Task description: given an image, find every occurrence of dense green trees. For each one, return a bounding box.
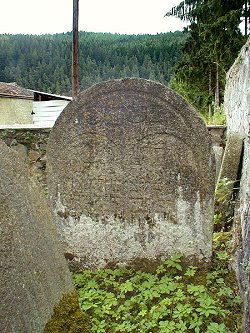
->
[166,0,248,115]
[0,31,185,96]
[1,0,246,117]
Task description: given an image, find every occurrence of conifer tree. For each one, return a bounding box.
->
[0,32,185,95]
[166,0,247,115]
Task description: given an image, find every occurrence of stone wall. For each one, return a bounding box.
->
[0,126,225,192]
[0,128,49,190]
[224,37,250,333]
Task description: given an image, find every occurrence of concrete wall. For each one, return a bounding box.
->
[224,37,250,333]
[0,97,33,125]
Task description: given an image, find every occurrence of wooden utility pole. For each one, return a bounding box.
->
[215,61,220,110]
[72,0,79,97]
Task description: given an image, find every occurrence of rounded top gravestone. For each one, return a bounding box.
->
[47,78,215,269]
[0,141,74,333]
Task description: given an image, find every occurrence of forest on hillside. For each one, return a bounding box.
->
[0,31,185,96]
[0,0,249,116]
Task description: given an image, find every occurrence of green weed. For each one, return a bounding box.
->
[204,104,226,125]
[73,253,242,333]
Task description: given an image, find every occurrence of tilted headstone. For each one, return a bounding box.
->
[47,78,215,269]
[0,141,74,333]
[215,132,243,218]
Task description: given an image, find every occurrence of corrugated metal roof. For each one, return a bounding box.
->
[0,82,33,99]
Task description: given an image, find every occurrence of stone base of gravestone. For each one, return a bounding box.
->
[0,140,74,333]
[47,78,215,270]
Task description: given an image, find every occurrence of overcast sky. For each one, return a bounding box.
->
[0,0,187,35]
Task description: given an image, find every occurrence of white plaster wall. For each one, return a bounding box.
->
[0,97,33,125]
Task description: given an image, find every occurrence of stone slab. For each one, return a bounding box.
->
[217,132,243,183]
[224,37,250,333]
[0,141,74,333]
[47,78,215,269]
[213,146,224,183]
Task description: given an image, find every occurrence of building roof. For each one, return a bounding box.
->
[30,89,72,101]
[0,82,33,99]
[0,82,72,101]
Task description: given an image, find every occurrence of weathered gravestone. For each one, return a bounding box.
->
[0,140,74,333]
[47,78,215,269]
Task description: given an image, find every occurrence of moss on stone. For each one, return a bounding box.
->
[43,292,91,333]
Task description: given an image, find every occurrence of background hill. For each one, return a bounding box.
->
[0,31,185,96]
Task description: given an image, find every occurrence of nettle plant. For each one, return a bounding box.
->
[73,253,242,333]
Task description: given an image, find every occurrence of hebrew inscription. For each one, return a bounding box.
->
[47,78,215,269]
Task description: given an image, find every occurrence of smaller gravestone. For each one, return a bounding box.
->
[0,141,74,333]
[47,78,215,269]
[217,132,243,184]
[213,146,224,183]
[215,132,243,217]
